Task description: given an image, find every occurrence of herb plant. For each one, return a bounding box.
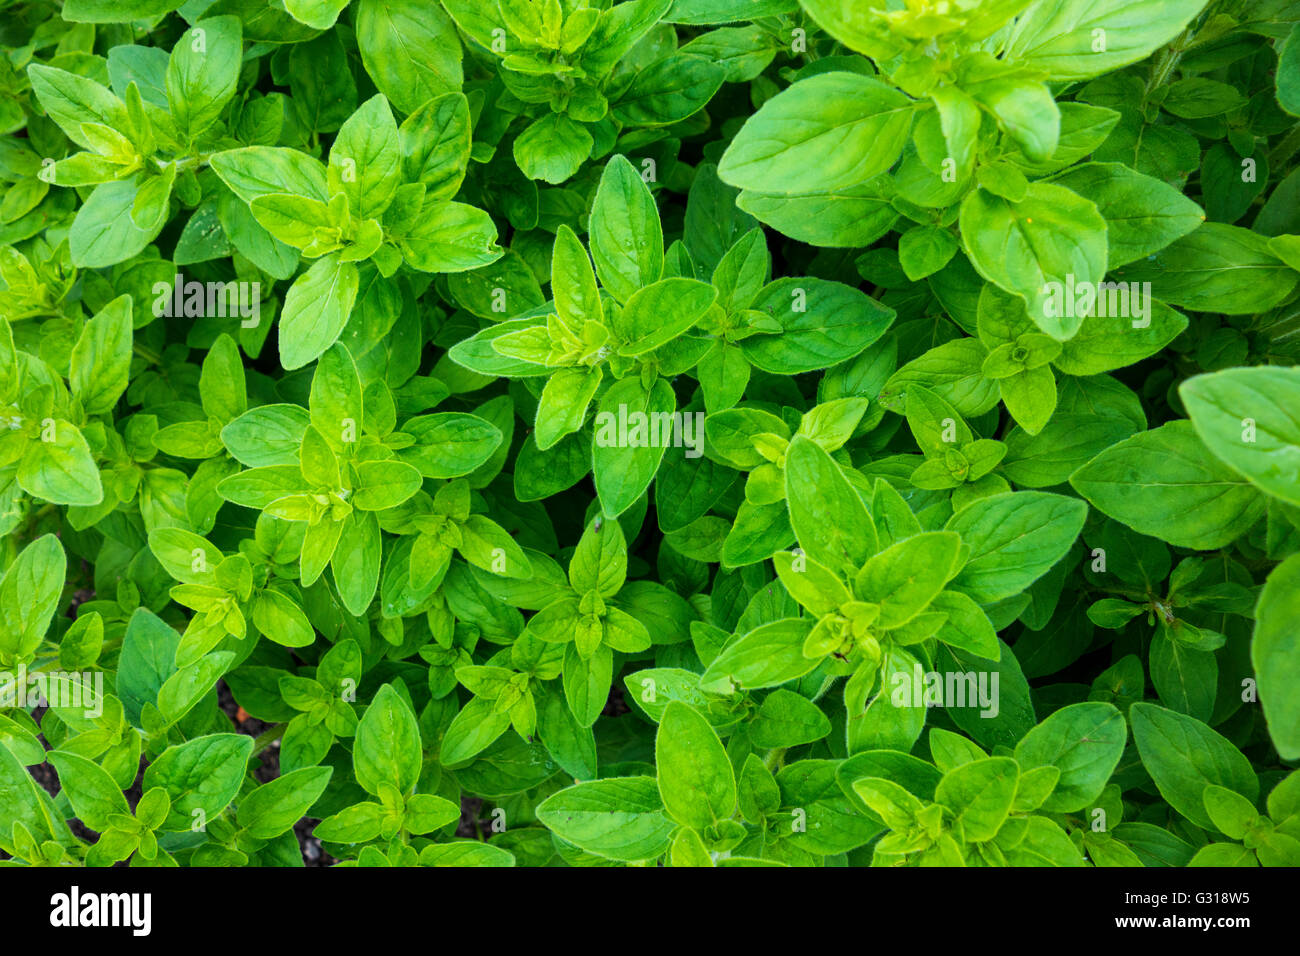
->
[1,0,1299,869]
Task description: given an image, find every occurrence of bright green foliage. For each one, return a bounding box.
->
[0,0,1298,870]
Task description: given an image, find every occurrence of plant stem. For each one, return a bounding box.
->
[763,747,787,773]
[1145,26,1194,97]
[250,723,286,756]
[1269,126,1300,170]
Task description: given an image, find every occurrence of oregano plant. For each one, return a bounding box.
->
[0,0,1297,872]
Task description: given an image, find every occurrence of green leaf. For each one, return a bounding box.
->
[855,531,961,628]
[143,734,253,831]
[62,0,184,21]
[851,777,925,831]
[962,57,1059,163]
[48,751,131,832]
[1117,224,1297,315]
[251,588,316,648]
[663,0,795,23]
[1013,702,1126,812]
[210,147,329,205]
[999,365,1056,436]
[441,695,511,767]
[285,0,351,29]
[1130,702,1258,831]
[333,511,382,617]
[536,776,675,862]
[1006,0,1209,80]
[116,609,180,727]
[699,617,818,692]
[1253,554,1300,760]
[590,155,664,304]
[773,550,851,617]
[1070,421,1265,550]
[353,461,422,510]
[237,766,333,839]
[723,501,793,569]
[199,333,247,424]
[0,534,66,665]
[898,225,958,281]
[220,403,309,468]
[0,743,58,852]
[1053,300,1189,376]
[1048,162,1204,268]
[611,278,717,355]
[1002,815,1085,866]
[748,689,832,748]
[612,53,725,127]
[945,492,1087,604]
[513,114,593,185]
[1181,367,1300,508]
[279,255,360,371]
[398,199,502,273]
[353,685,423,797]
[1001,415,1139,487]
[1150,628,1216,722]
[930,590,1000,659]
[938,639,1037,750]
[562,643,613,728]
[27,65,129,152]
[354,0,463,115]
[1202,784,1259,841]
[718,72,913,195]
[535,367,602,451]
[328,94,400,219]
[404,793,461,834]
[1279,23,1300,117]
[959,183,1108,341]
[536,690,598,780]
[592,375,675,517]
[69,179,161,268]
[419,841,515,866]
[310,343,363,451]
[847,645,928,755]
[399,413,502,478]
[157,651,234,725]
[569,515,627,597]
[70,295,133,417]
[737,177,898,249]
[784,435,876,573]
[166,17,242,142]
[393,97,469,200]
[741,277,894,374]
[935,756,1019,843]
[655,701,735,829]
[778,758,882,854]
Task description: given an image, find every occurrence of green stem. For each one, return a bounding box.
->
[810,674,837,704]
[763,747,787,773]
[1269,125,1300,170]
[1145,26,1194,97]
[250,723,286,756]
[133,342,163,365]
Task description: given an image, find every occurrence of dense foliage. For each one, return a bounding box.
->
[1,0,1299,868]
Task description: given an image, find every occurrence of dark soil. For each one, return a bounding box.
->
[603,683,631,717]
[456,796,485,839]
